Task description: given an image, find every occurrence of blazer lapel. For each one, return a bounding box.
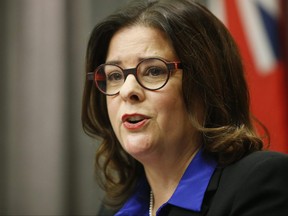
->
[167,167,223,216]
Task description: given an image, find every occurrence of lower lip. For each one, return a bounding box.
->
[123,119,149,130]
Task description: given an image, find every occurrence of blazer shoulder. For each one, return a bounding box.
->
[214,151,288,197]
[242,150,288,161]
[225,150,288,173]
[209,151,288,216]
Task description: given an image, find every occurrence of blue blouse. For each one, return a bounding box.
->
[115,149,217,216]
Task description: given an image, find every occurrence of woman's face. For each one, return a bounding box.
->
[106,25,197,162]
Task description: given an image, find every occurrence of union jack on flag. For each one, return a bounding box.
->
[208,0,288,153]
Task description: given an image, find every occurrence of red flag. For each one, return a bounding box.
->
[208,0,288,153]
[281,0,288,102]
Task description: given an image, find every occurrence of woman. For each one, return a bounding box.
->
[82,0,288,215]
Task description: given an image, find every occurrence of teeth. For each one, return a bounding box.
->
[127,116,144,123]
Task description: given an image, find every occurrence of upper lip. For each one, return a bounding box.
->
[122,113,150,123]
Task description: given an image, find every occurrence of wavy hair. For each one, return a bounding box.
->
[82,0,267,209]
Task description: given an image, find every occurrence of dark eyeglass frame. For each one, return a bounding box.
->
[87,57,183,96]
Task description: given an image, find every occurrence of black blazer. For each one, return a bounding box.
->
[98,151,288,216]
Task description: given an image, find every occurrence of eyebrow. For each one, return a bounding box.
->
[105,56,168,65]
[105,60,122,65]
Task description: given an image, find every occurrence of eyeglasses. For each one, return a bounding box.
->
[87,58,182,96]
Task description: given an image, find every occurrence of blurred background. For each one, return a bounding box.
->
[0,0,287,215]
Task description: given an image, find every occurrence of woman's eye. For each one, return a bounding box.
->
[107,72,123,81]
[145,67,166,76]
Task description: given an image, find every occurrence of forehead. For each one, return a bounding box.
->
[106,25,178,65]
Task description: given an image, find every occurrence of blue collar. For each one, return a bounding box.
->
[115,149,217,216]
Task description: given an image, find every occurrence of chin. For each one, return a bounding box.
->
[119,133,156,159]
[123,142,154,161]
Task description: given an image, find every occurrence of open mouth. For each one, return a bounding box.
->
[126,116,145,124]
[122,114,149,129]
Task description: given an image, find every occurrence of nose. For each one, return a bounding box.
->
[119,74,145,102]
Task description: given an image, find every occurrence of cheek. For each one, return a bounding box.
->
[106,98,118,129]
[158,97,186,122]
[155,91,185,121]
[156,82,188,127]
[161,80,184,110]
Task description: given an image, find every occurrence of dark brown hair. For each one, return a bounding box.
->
[82,0,266,209]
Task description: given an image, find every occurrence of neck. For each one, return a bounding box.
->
[145,145,200,214]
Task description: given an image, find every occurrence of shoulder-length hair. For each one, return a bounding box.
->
[82,0,266,209]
